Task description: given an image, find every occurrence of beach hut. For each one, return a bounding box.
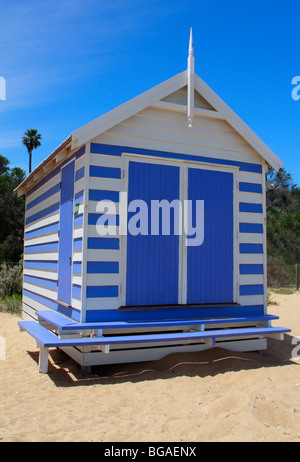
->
[16,31,290,373]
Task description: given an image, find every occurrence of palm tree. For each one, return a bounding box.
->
[22,129,42,174]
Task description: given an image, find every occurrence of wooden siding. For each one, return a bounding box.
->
[22,146,86,321]
[84,103,266,320]
[161,86,215,111]
[22,103,267,323]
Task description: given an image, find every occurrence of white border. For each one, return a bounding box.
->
[120,153,239,307]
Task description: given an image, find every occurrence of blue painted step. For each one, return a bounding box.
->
[19,320,291,349]
[36,309,279,331]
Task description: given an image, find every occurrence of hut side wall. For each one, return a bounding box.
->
[82,104,266,322]
[22,145,86,321]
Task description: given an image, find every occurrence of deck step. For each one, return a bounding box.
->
[19,320,290,349]
[18,320,291,374]
[36,309,279,332]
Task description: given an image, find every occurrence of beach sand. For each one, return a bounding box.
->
[0,291,299,442]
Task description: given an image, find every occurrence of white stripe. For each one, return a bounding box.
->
[72,298,81,310]
[74,178,85,197]
[73,250,83,261]
[73,228,84,239]
[23,268,58,280]
[239,294,264,305]
[239,254,264,264]
[88,201,120,213]
[86,298,119,310]
[239,233,263,244]
[89,177,121,191]
[87,225,120,238]
[25,212,60,233]
[239,274,264,285]
[238,212,263,224]
[86,274,120,286]
[23,282,57,299]
[24,252,59,261]
[90,153,122,168]
[239,191,263,204]
[24,232,59,246]
[238,171,263,184]
[86,249,120,262]
[26,173,60,207]
[75,155,85,171]
[23,295,52,313]
[26,192,60,219]
[72,274,83,285]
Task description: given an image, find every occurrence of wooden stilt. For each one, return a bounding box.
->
[39,347,49,374]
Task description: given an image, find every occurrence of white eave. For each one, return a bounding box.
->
[71,69,282,172]
[15,65,282,196]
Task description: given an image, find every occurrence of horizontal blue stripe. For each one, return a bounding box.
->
[89,189,119,202]
[239,182,263,193]
[85,305,265,322]
[75,167,84,181]
[87,237,119,250]
[26,183,60,211]
[24,260,58,271]
[74,214,83,227]
[90,143,123,156]
[25,202,60,225]
[72,284,81,298]
[87,261,119,274]
[240,264,264,275]
[240,243,263,254]
[89,165,121,179]
[25,221,59,239]
[240,284,264,296]
[75,190,84,202]
[239,203,263,213]
[24,274,57,290]
[86,285,119,298]
[73,262,82,273]
[23,289,80,321]
[73,238,82,250]
[239,223,263,233]
[88,213,119,226]
[89,143,262,173]
[24,241,59,253]
[27,145,85,197]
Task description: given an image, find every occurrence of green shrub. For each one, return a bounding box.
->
[0,260,23,299]
[0,294,22,315]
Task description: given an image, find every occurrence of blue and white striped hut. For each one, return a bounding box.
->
[17,31,290,373]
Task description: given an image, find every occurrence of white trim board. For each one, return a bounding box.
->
[120,154,239,307]
[72,70,281,171]
[16,66,282,196]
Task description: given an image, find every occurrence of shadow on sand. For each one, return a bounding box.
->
[26,332,299,387]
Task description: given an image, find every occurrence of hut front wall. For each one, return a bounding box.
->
[82,103,267,322]
[22,145,86,321]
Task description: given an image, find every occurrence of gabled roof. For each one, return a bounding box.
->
[71,69,282,171]
[16,62,282,196]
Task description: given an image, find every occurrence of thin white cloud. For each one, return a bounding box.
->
[0,0,187,110]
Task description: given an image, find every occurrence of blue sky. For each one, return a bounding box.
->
[0,0,299,184]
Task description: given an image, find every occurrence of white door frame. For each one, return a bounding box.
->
[120,153,239,307]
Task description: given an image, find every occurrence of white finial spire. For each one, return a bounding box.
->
[189,27,194,56]
[187,28,194,127]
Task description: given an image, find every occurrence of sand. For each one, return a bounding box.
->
[0,291,299,442]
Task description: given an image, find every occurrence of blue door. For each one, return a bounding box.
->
[126,161,180,306]
[57,161,75,304]
[187,168,234,304]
